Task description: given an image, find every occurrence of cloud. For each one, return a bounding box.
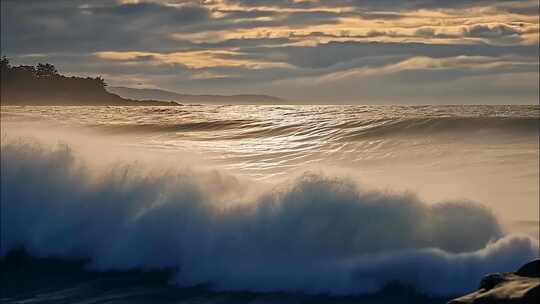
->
[272,41,538,69]
[1,0,210,54]
[465,24,519,37]
[94,50,293,69]
[505,3,540,16]
[225,0,527,10]
[1,0,538,103]
[263,54,539,103]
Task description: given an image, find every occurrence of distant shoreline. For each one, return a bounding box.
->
[107,86,285,105]
[0,99,181,106]
[0,57,180,106]
[0,57,284,106]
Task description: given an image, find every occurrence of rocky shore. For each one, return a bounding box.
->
[449,260,539,304]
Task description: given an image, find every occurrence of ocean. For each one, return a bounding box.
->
[1,105,539,303]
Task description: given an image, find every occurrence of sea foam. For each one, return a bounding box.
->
[1,140,538,296]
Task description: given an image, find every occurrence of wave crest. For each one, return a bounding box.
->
[1,140,538,296]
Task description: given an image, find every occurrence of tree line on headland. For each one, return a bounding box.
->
[0,57,177,106]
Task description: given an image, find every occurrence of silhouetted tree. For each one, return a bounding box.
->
[36,63,59,78]
[0,58,115,104]
[95,76,107,88]
[1,57,173,105]
[0,56,10,71]
[10,65,37,79]
[0,57,10,81]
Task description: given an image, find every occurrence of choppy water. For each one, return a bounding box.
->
[1,105,539,303]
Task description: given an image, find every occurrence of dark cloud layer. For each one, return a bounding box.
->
[228,0,524,10]
[1,0,538,104]
[1,0,210,53]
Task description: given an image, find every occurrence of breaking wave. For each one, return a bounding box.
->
[1,140,538,296]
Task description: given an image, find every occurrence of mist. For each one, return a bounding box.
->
[1,136,538,296]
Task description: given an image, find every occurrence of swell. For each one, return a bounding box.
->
[89,117,539,141]
[1,139,538,296]
[89,119,259,134]
[2,106,539,142]
[338,116,540,141]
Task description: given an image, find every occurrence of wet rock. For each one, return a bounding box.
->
[448,260,540,304]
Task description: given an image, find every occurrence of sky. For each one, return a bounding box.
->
[1,0,539,104]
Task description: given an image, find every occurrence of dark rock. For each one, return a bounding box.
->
[516,259,540,278]
[448,260,540,304]
[478,273,507,290]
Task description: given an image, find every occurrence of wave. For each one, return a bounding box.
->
[1,140,538,296]
[339,116,540,141]
[89,119,260,134]
[2,106,539,143]
[85,117,539,141]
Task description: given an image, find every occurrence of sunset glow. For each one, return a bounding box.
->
[2,0,538,102]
